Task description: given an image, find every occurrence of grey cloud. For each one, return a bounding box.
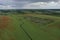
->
[12,0,60,9]
[14,0,59,2]
[0,3,4,5]
[0,0,60,9]
[12,0,59,8]
[30,0,59,2]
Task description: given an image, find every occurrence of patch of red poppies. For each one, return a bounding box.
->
[0,16,10,29]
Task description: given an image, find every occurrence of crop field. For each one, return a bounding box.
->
[0,10,60,40]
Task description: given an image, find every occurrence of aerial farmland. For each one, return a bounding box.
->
[0,9,60,40]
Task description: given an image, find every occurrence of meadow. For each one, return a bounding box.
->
[0,9,60,40]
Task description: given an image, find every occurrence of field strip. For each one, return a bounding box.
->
[15,15,32,40]
[12,15,30,40]
[19,20,32,40]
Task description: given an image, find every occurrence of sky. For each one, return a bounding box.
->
[0,0,60,9]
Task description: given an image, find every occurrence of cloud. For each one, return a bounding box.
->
[13,0,59,2]
[23,1,60,9]
[0,5,15,9]
[0,0,30,9]
[0,0,60,9]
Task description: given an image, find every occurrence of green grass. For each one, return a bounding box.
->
[0,14,60,40]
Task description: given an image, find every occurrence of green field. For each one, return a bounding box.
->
[0,13,60,40]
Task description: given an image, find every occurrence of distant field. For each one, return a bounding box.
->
[0,13,60,40]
